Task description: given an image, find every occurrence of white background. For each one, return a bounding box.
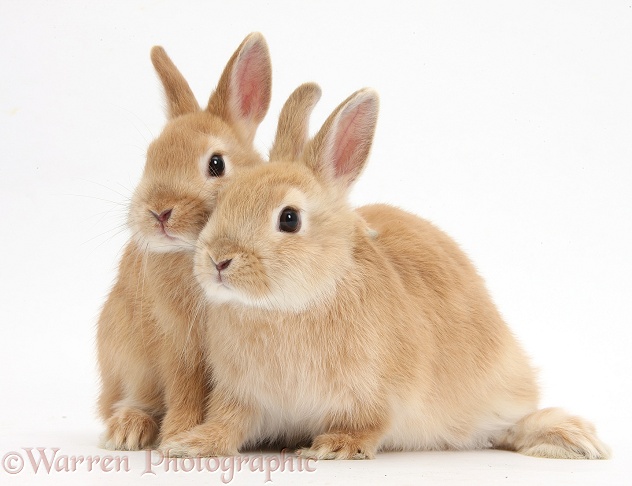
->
[0,1,630,484]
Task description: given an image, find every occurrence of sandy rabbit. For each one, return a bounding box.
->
[96,33,271,450]
[164,84,609,460]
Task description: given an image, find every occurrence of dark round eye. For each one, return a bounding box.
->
[279,207,301,233]
[208,154,225,177]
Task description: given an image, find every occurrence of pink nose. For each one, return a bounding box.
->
[215,259,232,272]
[151,209,173,223]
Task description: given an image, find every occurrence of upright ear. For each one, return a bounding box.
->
[269,83,321,162]
[305,88,379,189]
[150,46,200,119]
[207,32,272,144]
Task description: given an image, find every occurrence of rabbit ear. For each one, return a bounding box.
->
[207,33,272,144]
[305,88,379,188]
[150,46,200,119]
[269,83,321,162]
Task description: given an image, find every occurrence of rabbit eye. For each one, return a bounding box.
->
[279,207,301,233]
[208,154,225,177]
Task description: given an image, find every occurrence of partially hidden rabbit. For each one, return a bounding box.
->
[96,33,271,450]
[163,85,610,460]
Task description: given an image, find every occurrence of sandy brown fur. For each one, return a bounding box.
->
[163,87,609,460]
[96,33,271,450]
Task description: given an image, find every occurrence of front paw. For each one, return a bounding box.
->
[298,432,376,460]
[102,407,158,451]
[160,426,238,458]
[159,411,204,446]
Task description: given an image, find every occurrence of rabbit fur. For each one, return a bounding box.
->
[96,33,271,450]
[162,85,609,460]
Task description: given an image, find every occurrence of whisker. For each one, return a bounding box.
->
[81,222,128,244]
[75,178,133,202]
[63,193,129,206]
[114,181,135,196]
[113,104,155,144]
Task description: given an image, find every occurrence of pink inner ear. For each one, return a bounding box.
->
[332,104,371,180]
[234,43,269,122]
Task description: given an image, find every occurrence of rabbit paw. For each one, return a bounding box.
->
[297,432,376,460]
[521,417,611,460]
[159,409,203,446]
[504,408,611,460]
[160,425,238,457]
[102,407,158,450]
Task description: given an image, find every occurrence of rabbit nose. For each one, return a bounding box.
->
[151,209,173,223]
[215,259,232,272]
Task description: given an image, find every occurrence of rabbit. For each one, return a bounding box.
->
[96,32,272,451]
[162,85,611,460]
